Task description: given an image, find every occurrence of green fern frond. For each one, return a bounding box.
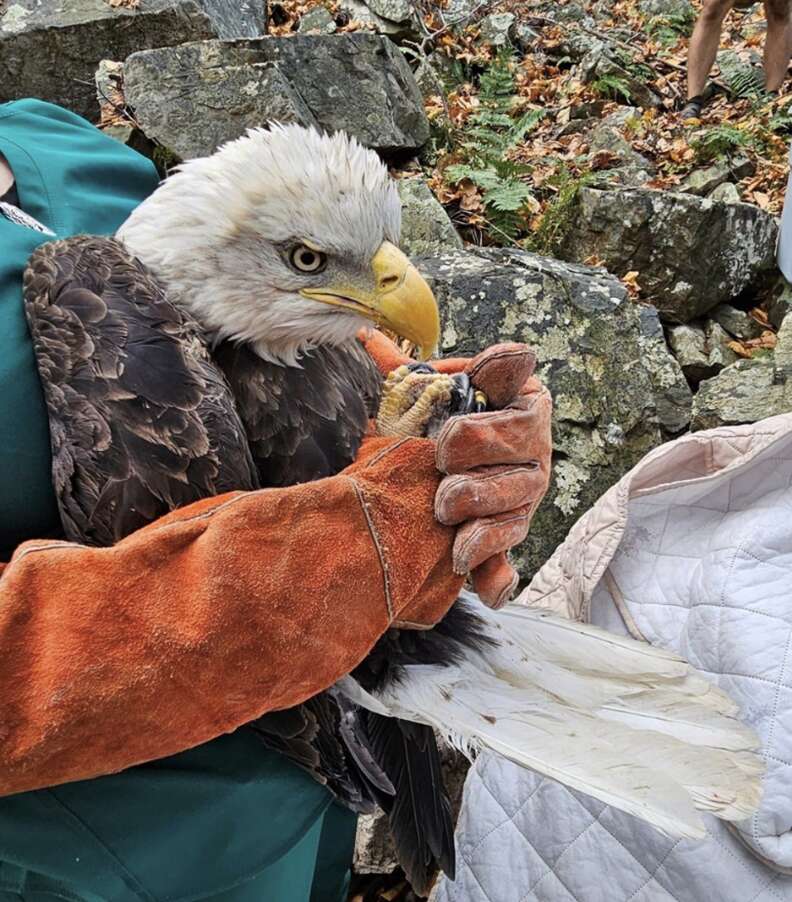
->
[690,124,751,161]
[591,73,633,102]
[486,181,535,212]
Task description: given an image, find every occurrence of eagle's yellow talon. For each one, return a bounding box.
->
[376,371,456,438]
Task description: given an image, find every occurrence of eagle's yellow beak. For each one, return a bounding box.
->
[299,241,439,360]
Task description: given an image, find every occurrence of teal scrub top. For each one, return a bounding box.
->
[0,99,345,902]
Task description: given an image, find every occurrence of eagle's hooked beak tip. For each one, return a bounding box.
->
[299,241,440,361]
[370,242,439,361]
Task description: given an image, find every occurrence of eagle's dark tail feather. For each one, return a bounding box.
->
[361,712,455,896]
[254,598,493,893]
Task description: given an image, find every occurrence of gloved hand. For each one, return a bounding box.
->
[362,332,552,609]
[0,435,462,796]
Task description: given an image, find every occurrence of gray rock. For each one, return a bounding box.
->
[558,117,597,138]
[124,34,430,160]
[416,247,690,579]
[768,276,792,328]
[681,162,731,196]
[365,0,412,22]
[600,106,641,129]
[668,323,710,381]
[692,359,792,430]
[682,158,753,196]
[298,5,336,33]
[478,11,515,46]
[560,30,607,62]
[354,814,399,876]
[442,0,481,30]
[570,100,607,120]
[637,307,693,434]
[0,0,266,120]
[710,303,765,339]
[555,2,588,21]
[588,124,655,185]
[338,0,413,36]
[125,46,318,161]
[513,21,541,51]
[709,181,741,204]
[668,320,738,383]
[639,0,691,15]
[581,50,663,109]
[397,179,463,258]
[774,313,792,382]
[707,320,741,370]
[95,58,136,145]
[560,187,778,323]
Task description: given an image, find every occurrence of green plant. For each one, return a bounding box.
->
[717,51,765,100]
[444,52,544,240]
[690,124,751,162]
[645,6,696,45]
[770,103,792,134]
[591,72,634,103]
[527,169,593,256]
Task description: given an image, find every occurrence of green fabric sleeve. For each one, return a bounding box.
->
[0,100,344,902]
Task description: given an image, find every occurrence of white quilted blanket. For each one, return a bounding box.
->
[435,415,792,902]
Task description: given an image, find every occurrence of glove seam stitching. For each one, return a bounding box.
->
[363,436,412,469]
[345,476,394,621]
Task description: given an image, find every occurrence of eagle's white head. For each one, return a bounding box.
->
[118,123,439,365]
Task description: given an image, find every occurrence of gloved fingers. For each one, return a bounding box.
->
[470,553,519,609]
[431,356,470,374]
[436,391,549,474]
[452,503,536,575]
[464,342,536,409]
[435,464,543,526]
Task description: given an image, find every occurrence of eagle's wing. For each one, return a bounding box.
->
[214,339,381,487]
[23,235,258,546]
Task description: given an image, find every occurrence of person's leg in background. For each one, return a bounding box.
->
[683,0,735,116]
[764,0,792,90]
[310,804,358,902]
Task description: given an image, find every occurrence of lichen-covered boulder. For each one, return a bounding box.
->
[0,0,266,120]
[691,359,792,430]
[710,302,765,339]
[416,247,691,579]
[397,178,462,258]
[124,43,318,161]
[298,6,336,33]
[668,320,738,384]
[123,34,430,159]
[338,0,416,37]
[560,187,778,323]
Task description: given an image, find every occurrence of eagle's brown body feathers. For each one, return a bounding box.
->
[23,234,455,895]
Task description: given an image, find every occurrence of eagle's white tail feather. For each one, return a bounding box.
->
[340,598,764,838]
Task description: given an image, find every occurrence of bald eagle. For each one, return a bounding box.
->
[23,124,762,895]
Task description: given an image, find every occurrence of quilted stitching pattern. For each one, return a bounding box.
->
[436,423,792,902]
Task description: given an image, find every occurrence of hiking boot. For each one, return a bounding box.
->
[680,94,705,119]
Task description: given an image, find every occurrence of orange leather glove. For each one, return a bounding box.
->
[0,436,463,797]
[363,332,553,609]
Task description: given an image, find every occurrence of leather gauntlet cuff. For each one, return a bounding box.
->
[0,436,460,796]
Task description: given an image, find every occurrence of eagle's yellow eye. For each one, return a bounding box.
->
[290,245,327,274]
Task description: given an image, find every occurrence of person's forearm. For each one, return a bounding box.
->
[0,436,462,797]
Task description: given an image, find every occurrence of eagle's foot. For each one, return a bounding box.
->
[376,365,456,438]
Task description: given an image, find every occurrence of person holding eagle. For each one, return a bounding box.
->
[0,98,763,902]
[0,98,552,901]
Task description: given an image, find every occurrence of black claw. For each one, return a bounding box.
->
[449,373,475,416]
[405,362,437,375]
